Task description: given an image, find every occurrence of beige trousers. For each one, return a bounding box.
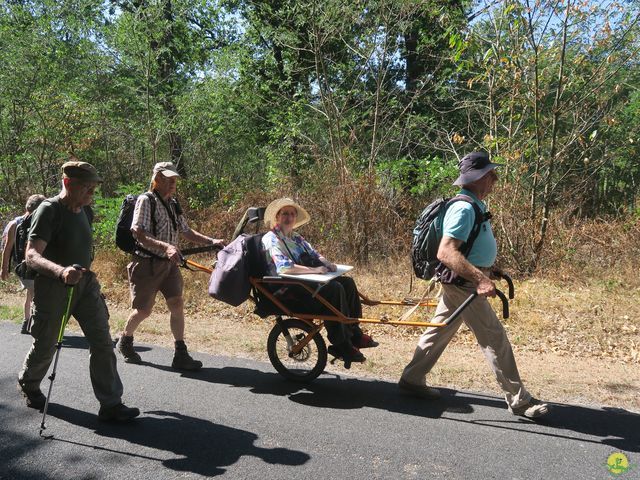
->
[401,282,532,409]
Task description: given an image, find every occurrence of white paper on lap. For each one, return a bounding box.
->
[279,264,353,284]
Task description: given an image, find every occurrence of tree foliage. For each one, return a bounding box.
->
[1,0,639,270]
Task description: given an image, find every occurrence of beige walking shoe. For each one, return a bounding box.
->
[398,378,441,400]
[509,398,549,418]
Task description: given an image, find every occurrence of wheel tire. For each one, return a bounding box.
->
[267,318,327,383]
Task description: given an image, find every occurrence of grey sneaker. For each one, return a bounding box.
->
[172,341,202,371]
[509,398,549,418]
[17,382,46,409]
[116,335,142,364]
[398,378,441,400]
[98,403,140,422]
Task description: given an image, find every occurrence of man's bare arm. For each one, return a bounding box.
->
[132,227,171,252]
[132,227,182,263]
[1,222,17,280]
[181,228,225,247]
[437,236,496,297]
[26,239,84,284]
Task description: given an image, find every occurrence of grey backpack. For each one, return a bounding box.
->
[208,234,269,306]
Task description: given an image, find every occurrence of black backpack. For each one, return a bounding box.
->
[115,193,156,254]
[411,194,488,281]
[13,214,32,266]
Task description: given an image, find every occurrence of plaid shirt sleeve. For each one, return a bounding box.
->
[176,211,189,233]
[131,194,152,234]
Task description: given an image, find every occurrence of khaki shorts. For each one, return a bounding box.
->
[127,257,184,311]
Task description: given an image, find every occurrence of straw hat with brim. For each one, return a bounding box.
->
[453,151,502,186]
[62,161,103,183]
[264,197,311,229]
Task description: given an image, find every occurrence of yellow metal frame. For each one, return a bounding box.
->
[184,259,444,329]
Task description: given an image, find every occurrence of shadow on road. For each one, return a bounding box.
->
[42,332,640,453]
[47,404,310,476]
[59,335,153,355]
[145,362,639,453]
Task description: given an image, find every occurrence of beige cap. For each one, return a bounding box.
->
[153,162,180,178]
[62,161,103,183]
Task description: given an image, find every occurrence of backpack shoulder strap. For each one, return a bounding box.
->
[152,191,178,232]
[172,197,183,216]
[462,202,485,255]
[83,205,94,225]
[144,192,157,236]
[49,198,94,240]
[446,194,474,208]
[49,198,64,241]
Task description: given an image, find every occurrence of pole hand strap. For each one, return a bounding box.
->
[397,277,439,323]
[57,287,74,343]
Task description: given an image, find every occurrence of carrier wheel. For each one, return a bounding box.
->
[267,318,327,382]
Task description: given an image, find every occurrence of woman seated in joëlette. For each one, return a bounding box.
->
[261,197,378,366]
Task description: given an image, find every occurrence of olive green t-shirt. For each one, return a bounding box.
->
[29,196,93,269]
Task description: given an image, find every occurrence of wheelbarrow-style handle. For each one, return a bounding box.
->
[500,273,515,299]
[495,289,509,318]
[492,270,515,299]
[443,288,510,325]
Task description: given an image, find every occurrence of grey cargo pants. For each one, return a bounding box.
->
[19,273,123,408]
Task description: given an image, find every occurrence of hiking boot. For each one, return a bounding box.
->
[20,319,30,335]
[509,398,549,419]
[172,341,202,371]
[327,344,365,361]
[328,343,366,369]
[98,403,140,422]
[116,335,142,364]
[17,382,46,409]
[398,378,441,400]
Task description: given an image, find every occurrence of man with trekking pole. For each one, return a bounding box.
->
[18,159,139,423]
[399,151,549,419]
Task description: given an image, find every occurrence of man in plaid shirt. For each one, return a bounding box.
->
[116,162,225,371]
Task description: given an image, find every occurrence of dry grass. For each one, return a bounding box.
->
[2,251,638,413]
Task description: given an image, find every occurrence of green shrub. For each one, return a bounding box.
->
[93,183,146,249]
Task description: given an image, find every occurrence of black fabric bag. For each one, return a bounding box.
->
[297,250,324,268]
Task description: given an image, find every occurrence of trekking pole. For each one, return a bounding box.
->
[443,293,478,326]
[39,264,81,439]
[443,288,510,326]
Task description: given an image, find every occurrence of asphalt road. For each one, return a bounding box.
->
[0,321,638,479]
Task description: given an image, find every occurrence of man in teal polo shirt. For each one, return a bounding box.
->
[399,151,549,419]
[18,159,139,423]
